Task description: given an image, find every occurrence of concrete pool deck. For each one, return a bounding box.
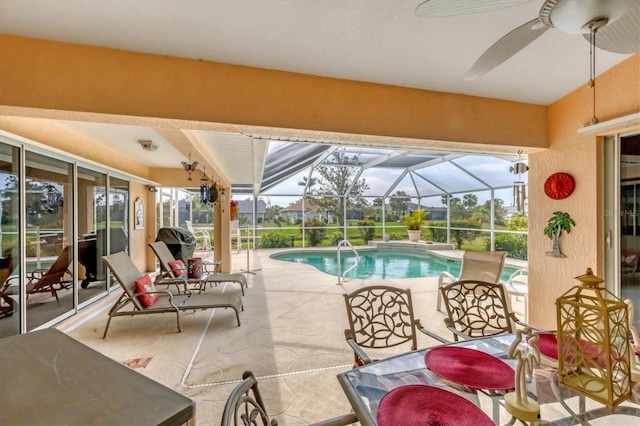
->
[58,246,528,425]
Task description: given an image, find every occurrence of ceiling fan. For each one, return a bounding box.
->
[415,0,640,81]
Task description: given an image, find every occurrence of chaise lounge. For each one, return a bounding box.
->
[149,241,248,295]
[101,251,243,338]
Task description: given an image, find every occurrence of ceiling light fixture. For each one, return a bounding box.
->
[181,153,198,181]
[586,19,605,125]
[138,139,158,151]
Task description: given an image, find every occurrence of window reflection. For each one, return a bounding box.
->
[108,177,129,287]
[78,167,107,304]
[24,152,73,331]
[0,143,20,337]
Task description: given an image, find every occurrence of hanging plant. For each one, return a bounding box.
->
[544,211,575,258]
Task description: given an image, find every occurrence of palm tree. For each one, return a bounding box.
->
[471,206,490,226]
[463,194,478,210]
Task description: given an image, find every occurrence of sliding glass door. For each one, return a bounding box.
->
[0,143,20,338]
[605,131,640,326]
[77,167,108,304]
[24,151,74,331]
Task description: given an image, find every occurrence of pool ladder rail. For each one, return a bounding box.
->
[336,239,360,284]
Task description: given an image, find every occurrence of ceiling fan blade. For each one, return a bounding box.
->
[582,1,640,53]
[466,18,549,80]
[415,0,532,18]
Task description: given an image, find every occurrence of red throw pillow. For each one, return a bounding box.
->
[168,260,187,278]
[622,255,637,268]
[135,274,159,308]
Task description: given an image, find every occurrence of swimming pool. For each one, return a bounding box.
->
[271,249,516,281]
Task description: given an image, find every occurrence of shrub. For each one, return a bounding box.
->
[429,222,448,243]
[259,232,292,248]
[329,231,344,246]
[385,213,399,222]
[357,217,376,243]
[427,220,481,248]
[387,232,404,241]
[301,218,326,246]
[487,233,528,260]
[449,220,482,249]
[506,213,528,231]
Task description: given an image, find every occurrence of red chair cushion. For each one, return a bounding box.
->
[135,274,159,308]
[622,255,638,267]
[168,260,187,278]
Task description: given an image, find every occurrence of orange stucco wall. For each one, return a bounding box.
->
[0,34,547,149]
[528,54,640,329]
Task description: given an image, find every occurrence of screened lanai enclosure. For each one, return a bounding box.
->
[157,137,529,259]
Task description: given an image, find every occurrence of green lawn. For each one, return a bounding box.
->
[225,220,512,249]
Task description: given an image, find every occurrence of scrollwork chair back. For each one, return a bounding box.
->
[440,280,516,341]
[221,371,278,426]
[344,285,419,364]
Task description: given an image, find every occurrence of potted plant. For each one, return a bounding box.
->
[544,211,575,257]
[230,200,239,221]
[402,209,427,242]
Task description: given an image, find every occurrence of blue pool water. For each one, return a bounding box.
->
[271,250,515,280]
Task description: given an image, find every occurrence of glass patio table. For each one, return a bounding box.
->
[337,334,640,425]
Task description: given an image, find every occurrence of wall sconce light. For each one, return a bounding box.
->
[147,185,158,193]
[181,153,198,181]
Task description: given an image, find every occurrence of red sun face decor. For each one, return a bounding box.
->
[544,173,575,200]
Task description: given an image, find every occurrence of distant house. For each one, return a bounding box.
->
[280,199,330,224]
[503,205,526,220]
[423,206,447,221]
[237,199,267,223]
[405,203,447,221]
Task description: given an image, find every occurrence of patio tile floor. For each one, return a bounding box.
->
[59,247,524,425]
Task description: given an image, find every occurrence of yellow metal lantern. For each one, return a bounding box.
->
[556,268,631,409]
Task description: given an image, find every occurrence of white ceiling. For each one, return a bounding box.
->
[0,0,636,187]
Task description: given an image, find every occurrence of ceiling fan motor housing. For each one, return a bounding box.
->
[542,0,635,34]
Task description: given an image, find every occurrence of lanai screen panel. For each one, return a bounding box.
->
[410,172,448,197]
[376,153,443,169]
[360,168,404,197]
[451,156,523,189]
[416,161,488,194]
[262,167,311,196]
[261,142,330,193]
[310,163,359,197]
[393,174,421,198]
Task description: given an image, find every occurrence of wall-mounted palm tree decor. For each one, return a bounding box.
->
[544,211,575,258]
